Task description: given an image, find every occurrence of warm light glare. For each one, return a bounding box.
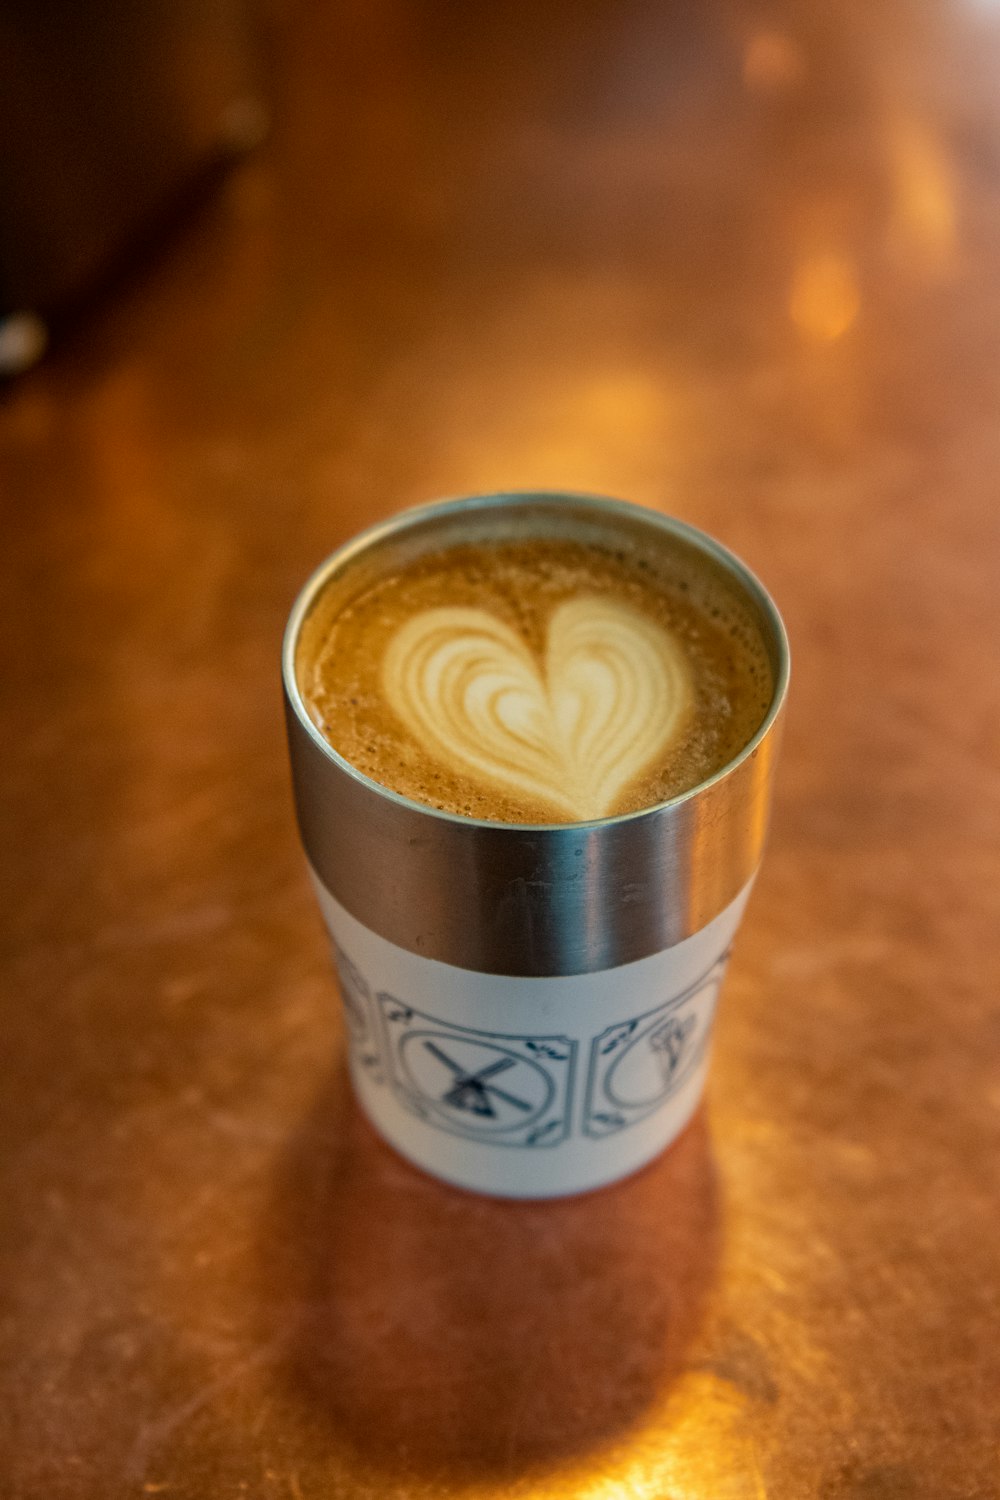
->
[789,252,860,342]
[444,363,678,494]
[571,371,666,435]
[568,1372,767,1500]
[742,31,807,93]
[886,114,956,270]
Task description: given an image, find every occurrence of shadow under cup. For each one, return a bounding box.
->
[282,491,789,1198]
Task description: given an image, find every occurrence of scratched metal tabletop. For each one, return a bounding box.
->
[2,3,999,1496]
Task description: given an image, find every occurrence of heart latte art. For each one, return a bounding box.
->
[381,598,693,820]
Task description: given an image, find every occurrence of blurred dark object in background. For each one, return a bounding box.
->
[0,0,266,376]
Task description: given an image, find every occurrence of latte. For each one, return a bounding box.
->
[296,507,774,824]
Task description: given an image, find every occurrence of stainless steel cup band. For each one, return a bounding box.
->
[282,492,789,978]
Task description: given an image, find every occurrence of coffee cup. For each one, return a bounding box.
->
[282,492,789,1197]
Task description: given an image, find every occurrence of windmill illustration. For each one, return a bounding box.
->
[422,1040,535,1119]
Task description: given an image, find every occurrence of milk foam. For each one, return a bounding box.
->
[381,598,692,821]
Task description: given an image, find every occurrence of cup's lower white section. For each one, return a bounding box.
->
[310,871,754,1198]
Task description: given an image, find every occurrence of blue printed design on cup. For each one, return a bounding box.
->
[583,953,729,1137]
[331,943,385,1082]
[376,995,576,1148]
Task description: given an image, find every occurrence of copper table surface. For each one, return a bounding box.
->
[2,2,999,1496]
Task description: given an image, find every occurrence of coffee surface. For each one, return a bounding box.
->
[297,535,773,823]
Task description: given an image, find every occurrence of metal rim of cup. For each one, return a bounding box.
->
[282,491,790,975]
